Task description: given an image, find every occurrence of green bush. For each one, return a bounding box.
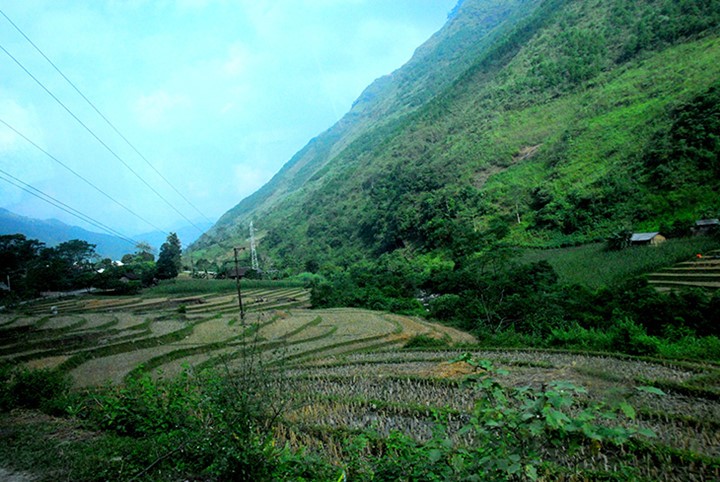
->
[2,367,71,413]
[656,335,720,361]
[345,356,658,481]
[547,324,613,351]
[609,318,658,356]
[403,334,450,349]
[78,357,294,480]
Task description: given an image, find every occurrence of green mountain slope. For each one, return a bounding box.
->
[205,0,542,232]
[194,0,720,272]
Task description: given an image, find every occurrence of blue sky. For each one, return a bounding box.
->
[0,0,457,239]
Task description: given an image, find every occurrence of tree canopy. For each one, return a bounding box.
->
[157,233,182,280]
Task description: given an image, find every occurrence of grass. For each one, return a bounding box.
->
[3,289,720,480]
[142,278,306,297]
[522,237,720,289]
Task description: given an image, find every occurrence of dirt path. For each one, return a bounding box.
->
[0,467,36,481]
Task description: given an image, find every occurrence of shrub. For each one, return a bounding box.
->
[345,356,659,481]
[609,318,658,356]
[3,367,71,413]
[427,294,463,320]
[656,335,720,361]
[403,334,450,349]
[79,351,293,480]
[547,324,613,351]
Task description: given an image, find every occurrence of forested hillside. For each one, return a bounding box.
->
[188,0,720,357]
[194,0,720,269]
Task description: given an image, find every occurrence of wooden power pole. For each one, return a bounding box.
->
[233,247,245,322]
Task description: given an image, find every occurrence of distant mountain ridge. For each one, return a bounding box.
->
[0,208,134,259]
[194,0,720,270]
[0,208,212,259]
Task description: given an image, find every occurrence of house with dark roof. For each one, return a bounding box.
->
[225,267,251,279]
[119,272,141,283]
[693,219,720,236]
[630,232,666,246]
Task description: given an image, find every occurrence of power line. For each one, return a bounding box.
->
[0,168,139,248]
[0,41,207,234]
[0,118,168,236]
[0,8,214,226]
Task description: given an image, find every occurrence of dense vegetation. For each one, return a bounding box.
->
[0,338,679,481]
[310,237,720,361]
[0,232,183,301]
[187,0,720,362]
[4,1,720,479]
[194,0,720,263]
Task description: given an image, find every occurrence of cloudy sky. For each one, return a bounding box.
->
[0,0,457,239]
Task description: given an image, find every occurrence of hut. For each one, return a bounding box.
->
[225,266,251,279]
[119,272,141,283]
[630,232,666,246]
[693,219,720,236]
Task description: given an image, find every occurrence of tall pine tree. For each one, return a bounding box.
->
[157,232,182,279]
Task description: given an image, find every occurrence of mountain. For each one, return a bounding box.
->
[193,0,720,271]
[133,221,214,253]
[0,208,136,260]
[0,208,212,259]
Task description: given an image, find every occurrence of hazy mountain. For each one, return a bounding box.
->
[0,208,136,260]
[193,0,720,271]
[133,221,214,253]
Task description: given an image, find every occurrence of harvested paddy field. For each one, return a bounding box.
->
[1,286,719,481]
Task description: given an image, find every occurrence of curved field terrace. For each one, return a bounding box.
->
[1,287,719,481]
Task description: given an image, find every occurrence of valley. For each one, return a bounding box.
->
[1,283,719,480]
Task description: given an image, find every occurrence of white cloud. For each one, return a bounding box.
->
[0,0,455,231]
[0,99,40,153]
[133,90,188,128]
[222,43,254,78]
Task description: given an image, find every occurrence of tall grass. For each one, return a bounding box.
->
[523,238,720,290]
[143,278,306,297]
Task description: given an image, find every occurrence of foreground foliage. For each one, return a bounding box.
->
[0,355,672,481]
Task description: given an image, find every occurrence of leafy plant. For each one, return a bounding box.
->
[343,355,659,481]
[1,366,71,414]
[403,334,450,349]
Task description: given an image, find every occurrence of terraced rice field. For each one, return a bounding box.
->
[649,250,720,292]
[2,289,719,480]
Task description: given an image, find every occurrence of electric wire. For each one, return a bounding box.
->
[0,118,168,236]
[0,41,206,234]
[0,8,214,225]
[0,169,139,248]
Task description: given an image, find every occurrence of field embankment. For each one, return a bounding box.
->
[1,284,719,480]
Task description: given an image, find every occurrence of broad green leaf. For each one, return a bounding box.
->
[619,401,636,420]
[637,427,657,438]
[428,448,443,463]
[635,385,666,396]
[525,464,539,481]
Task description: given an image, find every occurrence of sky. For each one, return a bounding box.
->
[0,0,457,241]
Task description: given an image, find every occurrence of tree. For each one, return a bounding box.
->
[23,240,98,291]
[0,234,44,295]
[157,233,182,280]
[134,242,155,262]
[54,239,97,267]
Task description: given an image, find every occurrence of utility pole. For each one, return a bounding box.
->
[233,247,245,322]
[249,221,259,272]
